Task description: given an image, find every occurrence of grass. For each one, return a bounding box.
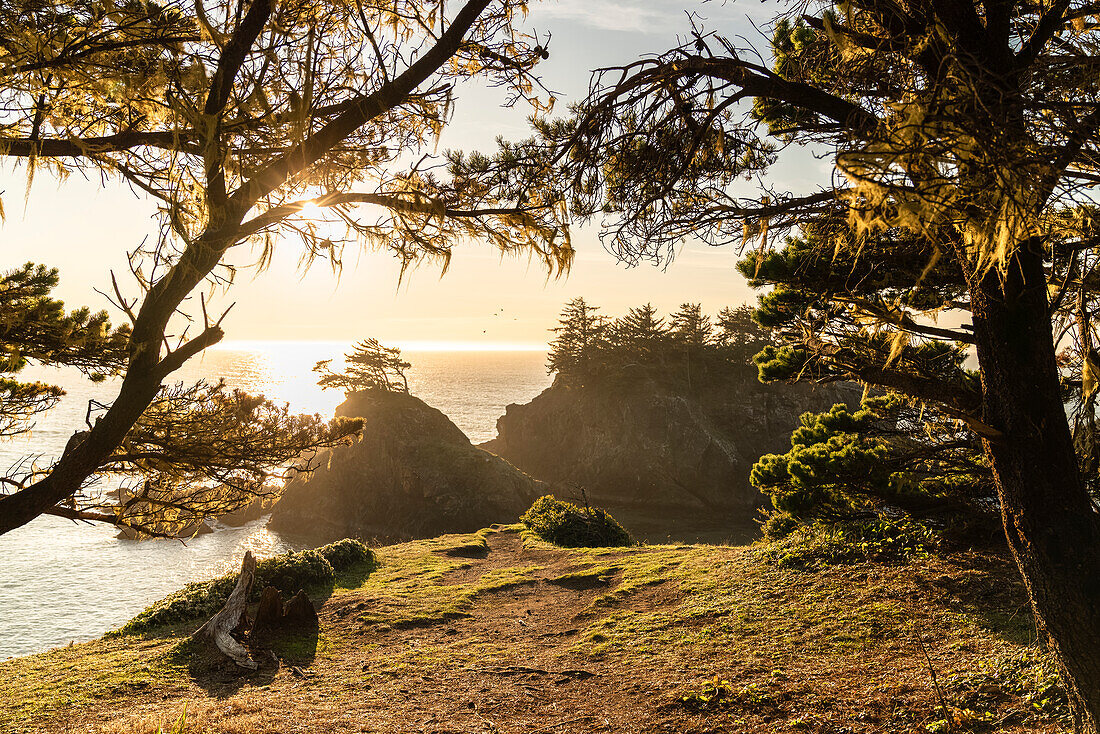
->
[118,539,377,635]
[0,525,1070,733]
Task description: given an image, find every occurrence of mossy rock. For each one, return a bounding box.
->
[119,539,375,635]
[521,495,632,548]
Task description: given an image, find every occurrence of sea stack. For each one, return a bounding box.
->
[481,373,860,518]
[268,389,543,542]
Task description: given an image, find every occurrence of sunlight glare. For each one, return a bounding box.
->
[299,200,324,217]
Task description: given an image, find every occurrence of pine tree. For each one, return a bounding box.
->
[668,303,713,346]
[0,263,129,438]
[0,263,363,537]
[714,305,771,366]
[546,297,607,383]
[612,303,668,362]
[522,2,1100,723]
[752,396,990,529]
[0,0,568,536]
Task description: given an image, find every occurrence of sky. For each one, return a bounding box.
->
[0,0,827,348]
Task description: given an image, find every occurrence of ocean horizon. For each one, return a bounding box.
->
[0,346,551,660]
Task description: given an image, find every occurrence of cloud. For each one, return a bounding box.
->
[535,0,669,33]
[533,0,773,35]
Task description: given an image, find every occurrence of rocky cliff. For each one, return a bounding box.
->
[480,373,859,518]
[268,390,543,542]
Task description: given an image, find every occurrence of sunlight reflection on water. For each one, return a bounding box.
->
[0,344,548,659]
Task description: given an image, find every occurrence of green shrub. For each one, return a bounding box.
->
[759,510,799,540]
[119,575,241,634]
[947,650,1069,727]
[521,495,633,547]
[677,677,736,711]
[318,538,375,571]
[759,517,938,570]
[676,676,782,713]
[256,549,334,593]
[119,538,374,635]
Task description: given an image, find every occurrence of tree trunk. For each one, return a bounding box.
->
[969,245,1100,733]
[193,551,259,669]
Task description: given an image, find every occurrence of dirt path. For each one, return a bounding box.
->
[5,527,1068,734]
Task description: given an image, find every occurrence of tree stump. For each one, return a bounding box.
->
[251,585,283,637]
[283,590,319,626]
[192,551,259,669]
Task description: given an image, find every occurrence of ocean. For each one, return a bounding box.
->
[0,344,550,660]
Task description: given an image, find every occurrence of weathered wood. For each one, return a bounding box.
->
[251,585,283,637]
[192,551,258,669]
[283,590,318,626]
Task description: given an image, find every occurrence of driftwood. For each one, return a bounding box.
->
[192,551,259,669]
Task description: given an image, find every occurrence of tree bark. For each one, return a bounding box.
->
[969,245,1100,733]
[193,551,258,670]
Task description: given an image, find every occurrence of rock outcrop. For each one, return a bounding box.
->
[480,374,860,518]
[268,390,543,542]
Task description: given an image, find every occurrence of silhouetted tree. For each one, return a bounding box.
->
[612,303,668,363]
[546,299,769,387]
[714,306,771,366]
[49,381,362,538]
[668,303,713,346]
[315,339,411,394]
[546,297,607,383]
[1,268,361,538]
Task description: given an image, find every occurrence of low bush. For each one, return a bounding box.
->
[945,650,1069,728]
[318,537,376,570]
[759,518,939,570]
[521,495,632,548]
[119,538,375,635]
[257,549,334,594]
[759,510,800,540]
[676,674,787,714]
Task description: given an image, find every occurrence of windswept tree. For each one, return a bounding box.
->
[50,381,363,538]
[467,1,1100,727]
[315,338,411,394]
[751,395,991,530]
[0,0,569,536]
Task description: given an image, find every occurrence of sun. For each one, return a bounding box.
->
[299,200,324,217]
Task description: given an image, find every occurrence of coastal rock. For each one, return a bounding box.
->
[268,389,543,542]
[480,374,860,518]
[115,518,215,540]
[218,496,276,527]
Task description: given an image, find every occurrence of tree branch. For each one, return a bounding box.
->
[232,0,495,211]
